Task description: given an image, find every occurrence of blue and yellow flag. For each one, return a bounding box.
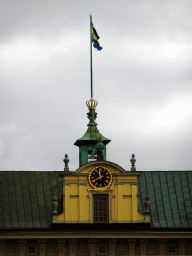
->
[91,21,102,51]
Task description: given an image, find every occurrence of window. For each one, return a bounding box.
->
[28,246,36,254]
[93,194,108,223]
[168,244,176,254]
[97,245,107,255]
[99,245,106,253]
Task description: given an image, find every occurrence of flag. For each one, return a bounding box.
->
[91,21,102,50]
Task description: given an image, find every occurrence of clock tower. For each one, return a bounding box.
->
[52,98,150,227]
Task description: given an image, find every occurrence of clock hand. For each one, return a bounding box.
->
[99,168,101,177]
[92,176,104,182]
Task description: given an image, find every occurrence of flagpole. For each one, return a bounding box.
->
[90,14,93,99]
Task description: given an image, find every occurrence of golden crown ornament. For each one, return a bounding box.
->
[86,98,98,110]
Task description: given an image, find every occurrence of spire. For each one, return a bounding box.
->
[74,98,110,167]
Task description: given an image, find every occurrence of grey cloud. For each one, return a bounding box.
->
[1,0,192,171]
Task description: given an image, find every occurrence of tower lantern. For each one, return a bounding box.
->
[74,98,110,167]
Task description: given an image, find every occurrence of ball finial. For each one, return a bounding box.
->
[63,154,69,172]
[130,154,136,171]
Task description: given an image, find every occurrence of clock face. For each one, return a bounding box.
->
[88,166,113,190]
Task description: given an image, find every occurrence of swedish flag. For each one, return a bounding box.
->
[91,22,102,50]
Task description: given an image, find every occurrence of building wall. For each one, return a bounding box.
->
[0,238,191,256]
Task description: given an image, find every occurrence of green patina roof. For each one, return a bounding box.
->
[0,171,192,229]
[138,171,192,228]
[74,106,111,146]
[0,171,62,229]
[74,126,111,146]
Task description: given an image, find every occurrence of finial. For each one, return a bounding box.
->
[52,196,58,214]
[144,195,150,213]
[86,98,98,110]
[130,154,136,171]
[63,154,69,172]
[86,98,98,125]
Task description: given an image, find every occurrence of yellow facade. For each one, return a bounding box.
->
[53,160,149,224]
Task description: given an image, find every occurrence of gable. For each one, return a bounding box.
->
[76,160,127,174]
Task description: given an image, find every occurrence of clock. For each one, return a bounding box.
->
[88,166,113,189]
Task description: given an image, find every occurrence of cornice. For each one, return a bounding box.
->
[0,231,191,239]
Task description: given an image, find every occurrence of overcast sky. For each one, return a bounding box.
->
[1,0,192,171]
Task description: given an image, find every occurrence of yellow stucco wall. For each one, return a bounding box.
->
[53,162,146,223]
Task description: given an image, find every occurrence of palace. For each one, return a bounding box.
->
[0,97,192,256]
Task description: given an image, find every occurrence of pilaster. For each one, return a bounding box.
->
[108,239,117,256]
[88,239,97,256]
[79,182,86,222]
[57,239,66,256]
[17,240,27,256]
[128,239,137,256]
[131,183,137,221]
[65,183,71,221]
[139,239,147,255]
[0,240,6,255]
[68,239,77,256]
[38,239,47,256]
[178,240,187,255]
[117,183,123,221]
[158,239,167,256]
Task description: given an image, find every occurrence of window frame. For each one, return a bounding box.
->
[88,190,113,223]
[93,194,109,223]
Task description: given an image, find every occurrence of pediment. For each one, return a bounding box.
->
[75,160,127,174]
